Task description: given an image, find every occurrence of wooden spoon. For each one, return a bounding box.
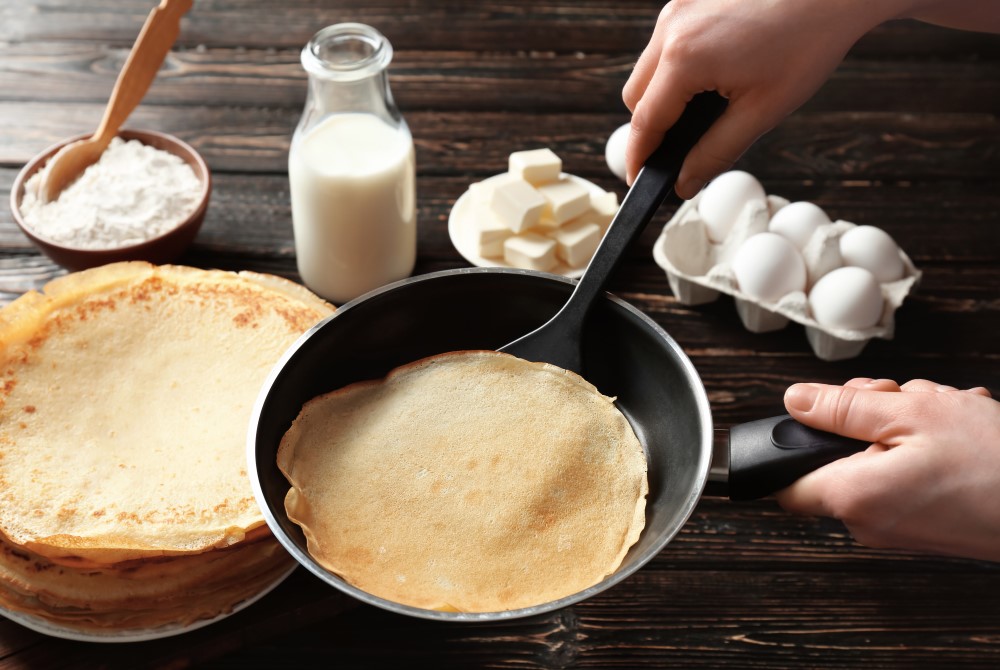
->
[38,0,193,203]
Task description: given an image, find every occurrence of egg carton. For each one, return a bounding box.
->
[652,194,921,361]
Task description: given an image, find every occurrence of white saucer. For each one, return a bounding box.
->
[0,563,296,643]
[447,172,607,279]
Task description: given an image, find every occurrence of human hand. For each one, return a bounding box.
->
[622,0,900,196]
[775,377,1000,562]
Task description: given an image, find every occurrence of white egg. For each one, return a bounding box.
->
[731,232,807,302]
[768,201,831,250]
[605,123,630,182]
[839,225,904,282]
[808,266,884,330]
[698,170,767,243]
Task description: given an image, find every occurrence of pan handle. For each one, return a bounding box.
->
[726,415,869,501]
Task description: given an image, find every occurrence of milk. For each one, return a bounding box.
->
[288,113,416,304]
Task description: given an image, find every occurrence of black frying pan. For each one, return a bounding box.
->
[247,268,865,621]
[248,267,712,622]
[248,93,868,620]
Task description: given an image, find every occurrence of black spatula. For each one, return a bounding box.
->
[501,91,729,372]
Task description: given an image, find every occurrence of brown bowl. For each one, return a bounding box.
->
[9,129,211,271]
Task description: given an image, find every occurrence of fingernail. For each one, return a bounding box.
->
[865,378,890,386]
[935,384,957,392]
[785,384,819,412]
[676,178,705,200]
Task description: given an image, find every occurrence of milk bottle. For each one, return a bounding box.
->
[289,24,416,304]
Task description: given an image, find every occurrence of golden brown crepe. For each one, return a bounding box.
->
[0,262,332,633]
[278,350,648,612]
[0,262,331,564]
[0,531,294,628]
[0,531,287,610]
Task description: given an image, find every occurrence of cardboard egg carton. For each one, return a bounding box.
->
[652,193,922,361]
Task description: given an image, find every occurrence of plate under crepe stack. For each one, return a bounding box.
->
[0,263,332,635]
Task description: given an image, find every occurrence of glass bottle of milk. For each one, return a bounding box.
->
[289,23,416,304]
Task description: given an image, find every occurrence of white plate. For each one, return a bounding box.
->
[0,563,296,643]
[447,172,607,279]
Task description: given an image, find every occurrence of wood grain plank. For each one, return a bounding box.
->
[651,497,1000,570]
[2,0,663,51]
[5,168,997,269]
[4,1,999,59]
[7,171,997,264]
[196,569,1000,670]
[0,44,997,114]
[0,105,996,182]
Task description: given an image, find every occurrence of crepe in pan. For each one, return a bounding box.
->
[278,350,648,612]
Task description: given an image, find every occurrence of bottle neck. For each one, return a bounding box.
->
[305,69,400,125]
[298,23,402,133]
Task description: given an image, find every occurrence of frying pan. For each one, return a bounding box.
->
[248,94,868,621]
[248,268,865,621]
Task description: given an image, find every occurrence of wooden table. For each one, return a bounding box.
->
[1,2,998,668]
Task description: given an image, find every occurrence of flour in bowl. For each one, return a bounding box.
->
[20,137,202,250]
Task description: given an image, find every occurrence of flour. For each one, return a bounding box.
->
[20,137,203,250]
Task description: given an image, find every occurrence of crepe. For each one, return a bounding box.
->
[0,262,330,634]
[0,262,331,566]
[0,531,286,610]
[278,350,648,612]
[0,534,294,630]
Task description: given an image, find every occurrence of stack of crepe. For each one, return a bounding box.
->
[0,263,332,633]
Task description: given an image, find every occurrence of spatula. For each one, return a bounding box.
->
[38,0,194,203]
[501,92,729,372]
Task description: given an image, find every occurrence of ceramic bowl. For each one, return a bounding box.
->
[9,129,211,271]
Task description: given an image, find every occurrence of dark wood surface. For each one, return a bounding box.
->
[1,1,998,668]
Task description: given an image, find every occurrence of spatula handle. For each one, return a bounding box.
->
[561,92,728,328]
[94,0,194,144]
[500,92,728,373]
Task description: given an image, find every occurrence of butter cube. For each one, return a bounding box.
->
[534,212,562,232]
[469,174,518,206]
[503,233,557,272]
[575,190,619,232]
[490,178,545,233]
[537,178,591,225]
[508,149,562,186]
[553,219,602,268]
[590,190,619,228]
[474,207,513,258]
[570,207,613,233]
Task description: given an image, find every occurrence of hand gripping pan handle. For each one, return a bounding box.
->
[726,415,870,500]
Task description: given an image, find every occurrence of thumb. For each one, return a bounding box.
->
[784,382,899,444]
[775,382,905,518]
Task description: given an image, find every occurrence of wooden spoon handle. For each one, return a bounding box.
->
[93,0,193,146]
